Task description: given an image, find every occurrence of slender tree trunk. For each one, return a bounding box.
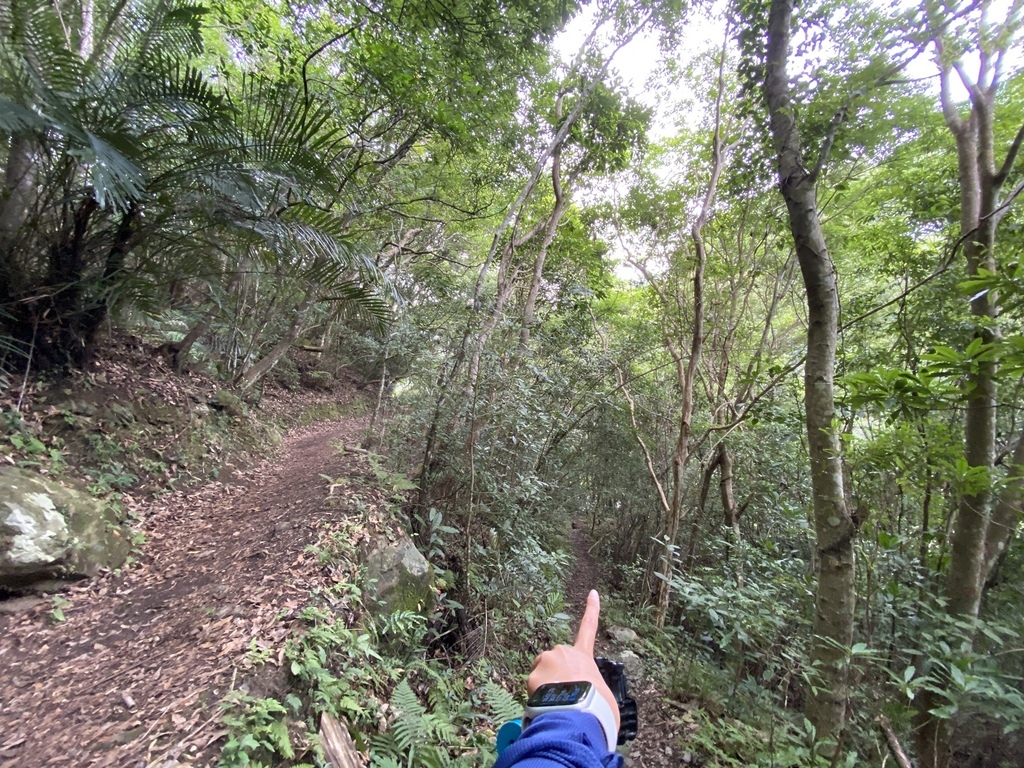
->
[80,0,94,59]
[236,295,313,391]
[764,0,855,753]
[649,31,734,626]
[915,30,1024,759]
[718,442,743,587]
[163,270,244,371]
[983,432,1024,582]
[944,93,993,624]
[518,96,568,357]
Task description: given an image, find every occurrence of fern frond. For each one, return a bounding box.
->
[482,681,522,724]
[390,678,428,751]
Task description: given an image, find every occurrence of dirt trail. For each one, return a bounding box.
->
[565,525,603,619]
[0,417,368,768]
[564,523,696,767]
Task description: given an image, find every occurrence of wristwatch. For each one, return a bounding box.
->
[523,681,618,753]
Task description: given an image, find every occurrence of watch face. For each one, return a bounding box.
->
[527,681,593,707]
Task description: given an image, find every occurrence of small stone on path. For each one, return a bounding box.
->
[606,626,638,645]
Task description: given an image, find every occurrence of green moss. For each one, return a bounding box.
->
[293,401,367,426]
[212,389,247,418]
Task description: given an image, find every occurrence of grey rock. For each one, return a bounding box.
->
[362,533,433,616]
[608,649,643,681]
[606,626,638,646]
[0,471,73,579]
[0,467,131,587]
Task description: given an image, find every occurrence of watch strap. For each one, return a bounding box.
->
[582,689,619,753]
[524,687,618,753]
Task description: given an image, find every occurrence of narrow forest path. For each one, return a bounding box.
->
[0,417,368,768]
[565,523,697,767]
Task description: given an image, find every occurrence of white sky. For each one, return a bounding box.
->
[550,0,1021,137]
[550,1,1022,280]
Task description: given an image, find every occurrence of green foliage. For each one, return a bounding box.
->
[370,679,458,768]
[369,668,508,768]
[285,606,388,724]
[688,709,857,768]
[414,507,460,564]
[49,595,70,624]
[220,693,303,767]
[369,455,419,495]
[481,680,523,724]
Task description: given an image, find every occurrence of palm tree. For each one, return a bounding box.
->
[0,0,387,374]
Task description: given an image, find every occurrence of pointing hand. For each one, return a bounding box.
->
[526,589,620,728]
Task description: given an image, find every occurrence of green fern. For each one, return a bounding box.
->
[482,680,523,724]
[370,678,463,768]
[391,679,428,750]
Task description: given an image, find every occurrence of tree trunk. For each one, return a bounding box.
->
[236,294,313,391]
[914,31,1023,762]
[649,32,732,626]
[764,0,855,753]
[518,96,568,357]
[0,136,35,240]
[80,0,95,59]
[983,432,1024,583]
[162,270,244,371]
[719,442,743,588]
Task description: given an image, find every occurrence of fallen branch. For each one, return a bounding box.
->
[876,714,913,768]
[320,712,362,768]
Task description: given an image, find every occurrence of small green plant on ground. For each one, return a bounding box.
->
[687,709,859,768]
[3,411,67,471]
[367,453,418,495]
[84,462,139,494]
[369,670,519,768]
[219,691,317,768]
[49,595,70,623]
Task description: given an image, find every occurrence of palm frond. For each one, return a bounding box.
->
[0,97,44,131]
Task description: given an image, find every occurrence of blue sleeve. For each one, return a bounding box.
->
[493,712,624,768]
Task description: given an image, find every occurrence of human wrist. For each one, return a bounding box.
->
[524,682,618,752]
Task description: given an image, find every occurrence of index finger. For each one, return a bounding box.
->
[574,589,600,655]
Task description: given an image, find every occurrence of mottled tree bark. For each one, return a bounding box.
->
[915,24,1024,764]
[764,0,855,752]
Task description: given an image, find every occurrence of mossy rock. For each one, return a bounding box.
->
[362,534,434,617]
[210,389,247,418]
[301,370,335,391]
[0,467,131,586]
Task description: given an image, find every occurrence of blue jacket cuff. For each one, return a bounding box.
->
[493,711,623,768]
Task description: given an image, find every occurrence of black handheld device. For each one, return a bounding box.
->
[595,657,639,745]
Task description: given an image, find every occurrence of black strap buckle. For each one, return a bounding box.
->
[595,657,638,744]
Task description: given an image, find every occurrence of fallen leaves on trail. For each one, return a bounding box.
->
[0,415,390,767]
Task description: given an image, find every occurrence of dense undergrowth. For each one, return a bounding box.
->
[215,459,575,768]
[5,0,1024,763]
[4,320,1024,766]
